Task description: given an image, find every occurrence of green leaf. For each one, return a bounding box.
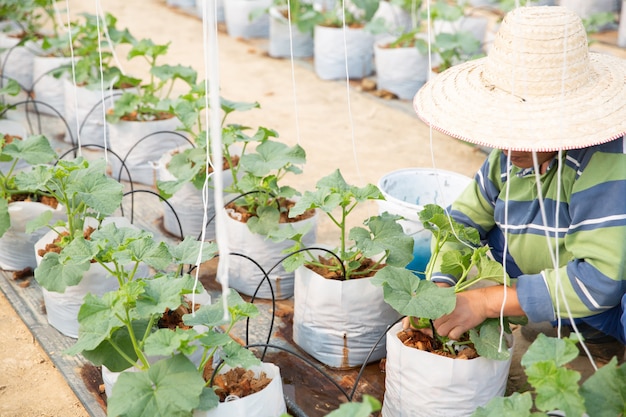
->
[184,290,258,329]
[65,291,126,355]
[0,78,21,96]
[25,210,54,234]
[371,266,455,318]
[471,391,535,417]
[126,239,172,271]
[34,252,91,292]
[0,199,9,237]
[66,159,124,215]
[80,318,151,372]
[151,64,197,86]
[14,164,54,192]
[135,275,197,318]
[470,320,511,361]
[440,249,471,277]
[526,360,585,417]
[127,38,169,59]
[143,327,199,358]
[195,386,220,412]
[246,205,280,235]
[352,213,414,267]
[2,134,57,165]
[521,334,580,369]
[220,341,261,369]
[239,140,305,178]
[59,236,100,264]
[196,331,234,348]
[580,357,626,417]
[220,97,260,116]
[107,354,205,417]
[326,394,381,417]
[183,298,229,329]
[169,237,218,265]
[227,290,259,322]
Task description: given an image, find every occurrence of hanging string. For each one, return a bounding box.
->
[96,1,126,78]
[424,0,474,253]
[95,0,109,162]
[52,0,65,37]
[64,0,81,156]
[285,0,302,146]
[340,2,362,183]
[202,0,231,320]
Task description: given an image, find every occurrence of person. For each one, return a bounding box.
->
[411,5,626,358]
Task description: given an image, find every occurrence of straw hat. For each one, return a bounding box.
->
[413,6,626,152]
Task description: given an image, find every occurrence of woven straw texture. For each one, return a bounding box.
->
[413,6,626,151]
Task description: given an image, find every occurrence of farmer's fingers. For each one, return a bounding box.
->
[447,326,468,341]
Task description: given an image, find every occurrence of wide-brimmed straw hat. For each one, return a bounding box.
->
[413,6,626,152]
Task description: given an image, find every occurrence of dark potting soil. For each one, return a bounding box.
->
[397,328,479,360]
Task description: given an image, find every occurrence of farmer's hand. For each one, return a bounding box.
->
[433,285,524,340]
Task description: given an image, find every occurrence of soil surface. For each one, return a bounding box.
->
[2,1,625,416]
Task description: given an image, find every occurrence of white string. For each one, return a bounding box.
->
[96,1,126,77]
[190,0,212,316]
[424,1,474,253]
[95,0,109,162]
[285,0,302,145]
[64,0,81,156]
[52,0,65,36]
[497,8,523,353]
[203,0,230,320]
[340,2,362,183]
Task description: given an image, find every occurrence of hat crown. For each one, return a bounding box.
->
[484,6,591,98]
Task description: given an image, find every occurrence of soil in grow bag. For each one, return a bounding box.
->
[396,327,479,360]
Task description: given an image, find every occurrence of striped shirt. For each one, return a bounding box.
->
[431,137,626,324]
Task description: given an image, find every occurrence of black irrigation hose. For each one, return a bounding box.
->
[76,91,124,147]
[277,246,347,279]
[207,343,352,403]
[349,316,403,400]
[283,395,309,417]
[57,144,134,190]
[121,189,184,241]
[226,252,277,356]
[57,145,137,227]
[114,130,193,182]
[244,343,353,401]
[0,99,74,145]
[185,250,278,357]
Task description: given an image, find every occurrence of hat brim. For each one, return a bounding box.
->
[413,53,626,152]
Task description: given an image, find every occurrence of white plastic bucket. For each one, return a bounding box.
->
[377,168,472,278]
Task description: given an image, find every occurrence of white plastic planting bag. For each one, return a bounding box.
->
[35,217,148,338]
[224,210,317,300]
[293,266,401,368]
[0,33,42,93]
[108,117,189,186]
[0,201,65,271]
[158,150,235,241]
[193,363,287,417]
[0,119,29,174]
[63,79,125,147]
[223,0,271,39]
[382,322,513,417]
[314,25,375,80]
[32,56,72,117]
[268,7,314,58]
[374,37,430,100]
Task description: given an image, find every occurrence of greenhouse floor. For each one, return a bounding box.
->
[1,0,626,416]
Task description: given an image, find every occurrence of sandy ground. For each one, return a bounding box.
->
[1,1,624,416]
